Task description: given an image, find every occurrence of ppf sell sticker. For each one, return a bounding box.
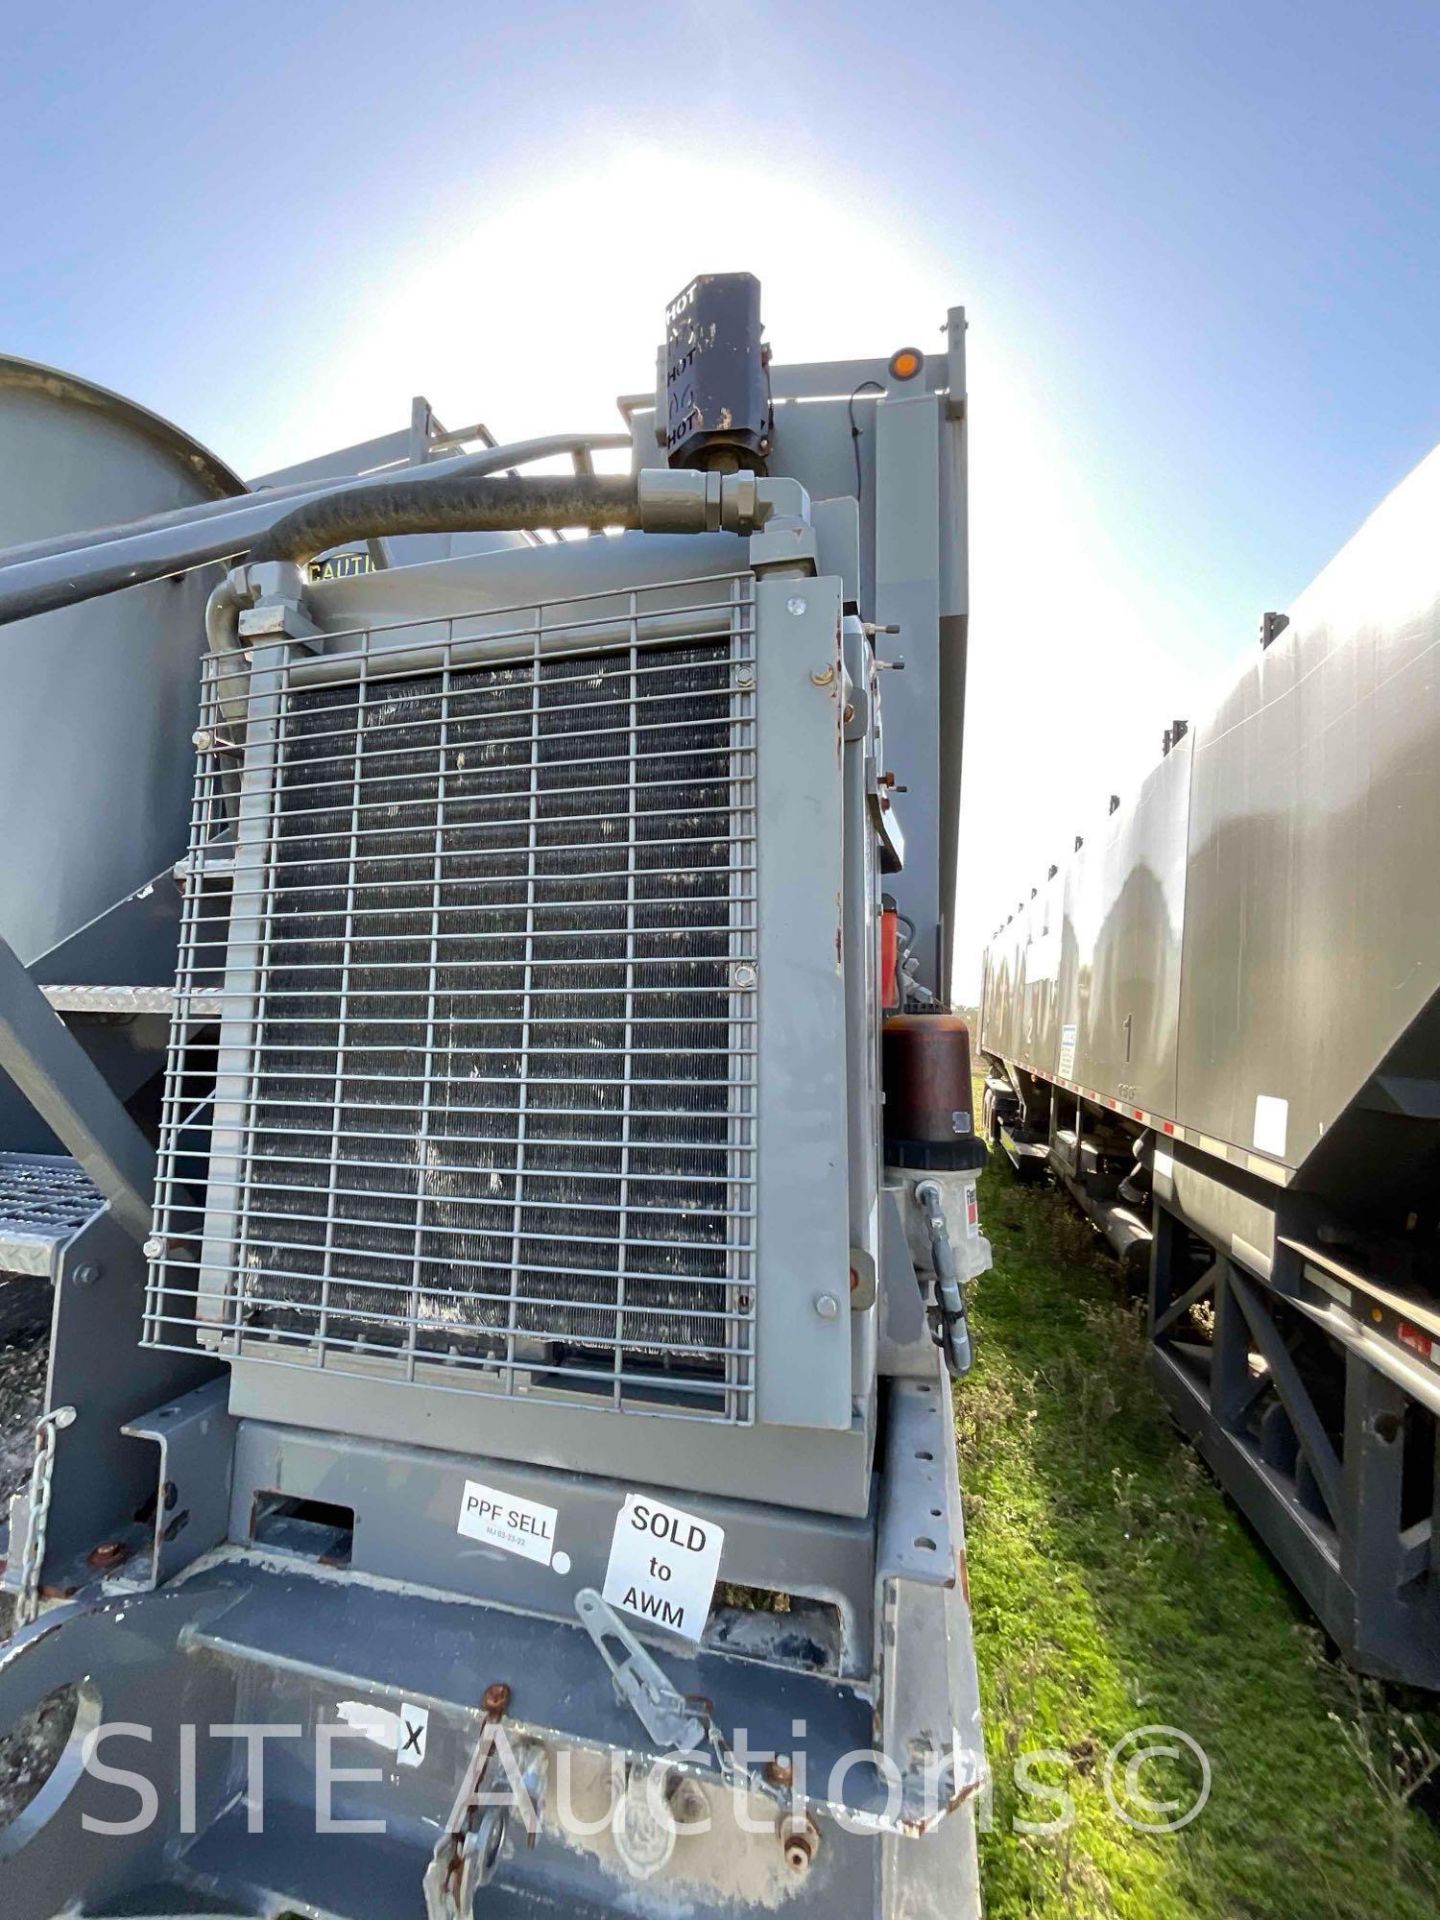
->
[458,1480,568,1572]
[602,1493,724,1645]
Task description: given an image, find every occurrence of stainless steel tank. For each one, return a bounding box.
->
[0,359,242,964]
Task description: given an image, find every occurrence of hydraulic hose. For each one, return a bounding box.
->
[0,434,633,629]
[247,472,639,566]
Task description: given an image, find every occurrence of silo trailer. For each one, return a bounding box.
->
[0,280,991,1918]
[981,443,1440,1689]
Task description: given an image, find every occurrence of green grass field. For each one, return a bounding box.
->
[957,1135,1440,1919]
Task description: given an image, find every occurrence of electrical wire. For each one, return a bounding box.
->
[848,380,886,501]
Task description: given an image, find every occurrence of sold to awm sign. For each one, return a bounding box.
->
[602,1493,725,1645]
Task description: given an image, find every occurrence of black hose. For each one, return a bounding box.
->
[848,380,885,501]
[249,472,641,565]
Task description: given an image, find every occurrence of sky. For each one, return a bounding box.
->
[3,1,1437,996]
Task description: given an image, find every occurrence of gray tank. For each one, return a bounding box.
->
[0,358,242,964]
[981,441,1440,1688]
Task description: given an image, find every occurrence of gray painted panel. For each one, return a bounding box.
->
[875,397,944,991]
[985,439,1440,1170]
[755,575,854,1429]
[1178,445,1440,1163]
[1067,740,1189,1113]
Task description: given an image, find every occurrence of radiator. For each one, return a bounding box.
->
[147,576,759,1421]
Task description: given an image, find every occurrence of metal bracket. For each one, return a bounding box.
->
[117,1376,234,1589]
[574,1587,707,1752]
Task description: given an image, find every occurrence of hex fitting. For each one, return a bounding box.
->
[636,469,780,538]
[779,1812,819,1873]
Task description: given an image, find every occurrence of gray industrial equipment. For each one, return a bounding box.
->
[0,281,987,1919]
[981,442,1440,1687]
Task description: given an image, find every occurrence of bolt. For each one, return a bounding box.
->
[142,1236,165,1261]
[72,1262,101,1288]
[843,701,855,723]
[735,664,755,689]
[192,729,214,752]
[765,1754,794,1789]
[786,596,808,617]
[482,1682,511,1716]
[779,1813,819,1873]
[810,665,835,686]
[814,1294,840,1320]
[732,964,758,990]
[87,1540,130,1572]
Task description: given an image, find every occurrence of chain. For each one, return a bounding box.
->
[16,1405,76,1628]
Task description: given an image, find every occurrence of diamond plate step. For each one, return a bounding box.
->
[0,1151,105,1275]
[40,984,222,1018]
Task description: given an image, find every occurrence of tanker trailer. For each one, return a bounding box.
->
[0,277,990,1919]
[981,441,1440,1689]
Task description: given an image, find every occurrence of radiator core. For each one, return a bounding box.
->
[147,578,759,1421]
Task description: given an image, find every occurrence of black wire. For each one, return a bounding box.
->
[848,380,885,501]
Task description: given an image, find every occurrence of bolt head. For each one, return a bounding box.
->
[814,1293,840,1320]
[192,729,214,752]
[482,1681,511,1716]
[810,665,835,686]
[732,964,757,990]
[786,596,808,616]
[779,1813,818,1873]
[72,1263,101,1288]
[142,1237,165,1261]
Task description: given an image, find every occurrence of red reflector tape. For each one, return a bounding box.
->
[1161,1121,1175,1135]
[1397,1321,1432,1360]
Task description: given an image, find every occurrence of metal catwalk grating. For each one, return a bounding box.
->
[0,1152,104,1275]
[146,573,758,1420]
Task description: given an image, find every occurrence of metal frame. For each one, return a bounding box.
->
[0,303,984,1920]
[1148,1191,1440,1685]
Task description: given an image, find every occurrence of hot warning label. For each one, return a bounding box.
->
[602,1493,724,1645]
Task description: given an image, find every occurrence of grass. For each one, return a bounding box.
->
[957,1119,1440,1919]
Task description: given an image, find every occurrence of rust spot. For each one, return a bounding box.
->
[482,1681,511,1716]
[87,1541,131,1572]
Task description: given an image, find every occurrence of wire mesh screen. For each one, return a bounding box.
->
[146,574,758,1421]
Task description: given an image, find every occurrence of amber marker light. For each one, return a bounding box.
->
[887,347,924,381]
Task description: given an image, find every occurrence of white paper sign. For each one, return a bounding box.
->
[397,1702,429,1767]
[602,1493,724,1644]
[1058,1023,1078,1079]
[1252,1093,1289,1159]
[458,1479,561,1567]
[335,1698,428,1767]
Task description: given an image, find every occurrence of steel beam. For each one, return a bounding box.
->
[0,934,156,1240]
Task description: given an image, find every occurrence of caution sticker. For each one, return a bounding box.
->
[602,1493,724,1645]
[457,1479,566,1571]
